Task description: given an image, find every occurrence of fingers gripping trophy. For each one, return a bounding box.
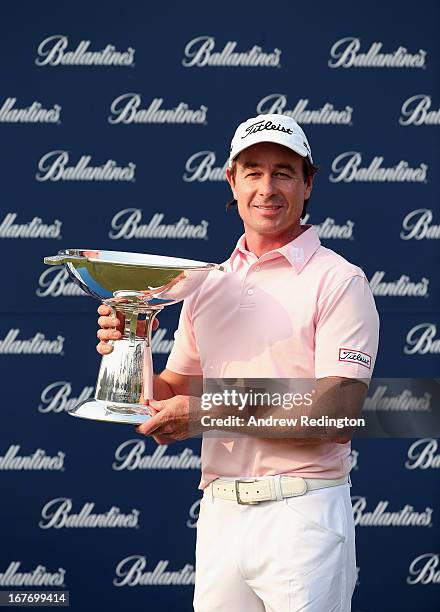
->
[44,249,223,425]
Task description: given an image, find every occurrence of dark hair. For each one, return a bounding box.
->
[226,157,319,219]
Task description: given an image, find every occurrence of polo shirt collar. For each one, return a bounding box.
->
[229,225,321,272]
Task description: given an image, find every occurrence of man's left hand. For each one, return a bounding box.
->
[136,395,201,444]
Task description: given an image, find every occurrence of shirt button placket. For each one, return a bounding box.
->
[240,264,258,307]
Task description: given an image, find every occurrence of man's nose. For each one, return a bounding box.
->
[258,174,277,197]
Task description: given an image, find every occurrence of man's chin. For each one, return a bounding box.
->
[252,222,288,235]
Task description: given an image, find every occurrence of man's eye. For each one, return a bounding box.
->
[275,172,291,178]
[245,172,259,177]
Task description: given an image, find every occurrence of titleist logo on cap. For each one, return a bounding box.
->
[241,119,293,139]
[229,113,313,165]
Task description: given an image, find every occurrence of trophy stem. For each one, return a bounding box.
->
[142,311,158,402]
[69,307,161,424]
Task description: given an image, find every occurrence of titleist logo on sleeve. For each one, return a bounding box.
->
[339,348,371,369]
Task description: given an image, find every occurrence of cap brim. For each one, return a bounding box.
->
[229,132,312,166]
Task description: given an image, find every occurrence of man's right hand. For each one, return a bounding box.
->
[96,304,159,355]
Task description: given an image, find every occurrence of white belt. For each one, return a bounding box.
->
[208,475,349,505]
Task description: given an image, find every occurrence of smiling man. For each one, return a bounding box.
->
[225,120,313,255]
[97,114,380,612]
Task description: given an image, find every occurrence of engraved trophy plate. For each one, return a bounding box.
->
[44,249,223,425]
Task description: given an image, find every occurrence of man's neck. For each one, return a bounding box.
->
[244,224,306,258]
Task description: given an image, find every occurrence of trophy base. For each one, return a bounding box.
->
[68,400,152,425]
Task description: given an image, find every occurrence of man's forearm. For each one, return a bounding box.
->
[153,373,175,400]
[192,378,366,443]
[196,399,326,442]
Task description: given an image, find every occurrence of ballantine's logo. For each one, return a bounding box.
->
[399,94,440,126]
[328,37,426,68]
[256,95,353,125]
[350,449,359,471]
[39,498,140,529]
[369,271,429,297]
[405,439,440,470]
[0,445,65,471]
[108,94,208,124]
[182,36,281,68]
[364,386,431,412]
[151,329,174,354]
[186,499,201,529]
[38,382,94,413]
[302,214,354,240]
[0,562,66,587]
[0,213,62,239]
[0,98,61,123]
[404,323,440,355]
[329,152,427,183]
[35,35,135,66]
[351,496,433,526]
[36,151,135,182]
[0,330,64,355]
[400,209,440,240]
[113,440,201,471]
[113,556,195,586]
[183,151,227,182]
[37,267,86,297]
[407,554,440,584]
[109,209,209,240]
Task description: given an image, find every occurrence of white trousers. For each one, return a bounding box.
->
[193,480,356,612]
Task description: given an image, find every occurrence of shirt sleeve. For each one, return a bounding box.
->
[314,274,380,385]
[165,298,203,376]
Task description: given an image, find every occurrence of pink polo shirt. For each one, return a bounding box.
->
[166,225,380,490]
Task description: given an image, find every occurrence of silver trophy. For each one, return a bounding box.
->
[44,249,223,424]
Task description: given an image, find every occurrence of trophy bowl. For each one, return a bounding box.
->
[44,249,223,425]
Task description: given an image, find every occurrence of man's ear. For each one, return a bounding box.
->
[304,173,314,200]
[226,167,237,199]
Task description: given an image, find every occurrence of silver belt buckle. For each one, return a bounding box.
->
[235,479,260,505]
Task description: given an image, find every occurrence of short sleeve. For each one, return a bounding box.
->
[314,274,380,385]
[165,298,203,376]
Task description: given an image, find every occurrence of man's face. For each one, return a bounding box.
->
[226,142,313,240]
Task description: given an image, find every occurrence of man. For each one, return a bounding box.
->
[97,114,379,611]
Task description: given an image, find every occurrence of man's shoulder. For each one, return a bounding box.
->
[181,262,227,313]
[311,244,367,291]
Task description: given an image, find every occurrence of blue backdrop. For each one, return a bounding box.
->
[0,1,439,610]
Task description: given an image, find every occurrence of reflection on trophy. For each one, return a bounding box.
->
[44,249,223,424]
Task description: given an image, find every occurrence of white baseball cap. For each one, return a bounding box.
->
[229,113,313,167]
